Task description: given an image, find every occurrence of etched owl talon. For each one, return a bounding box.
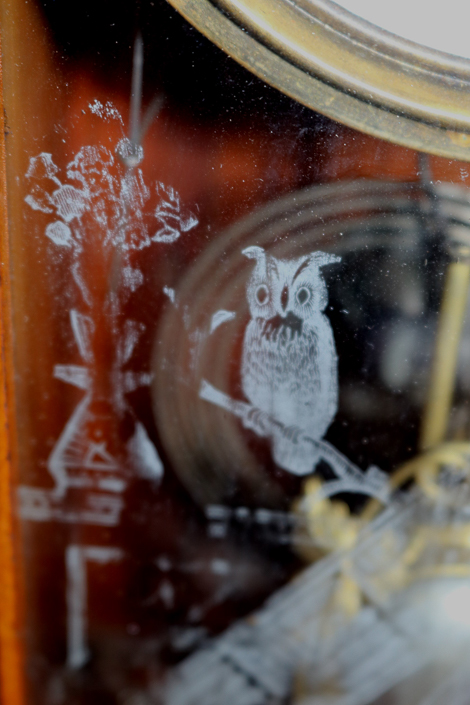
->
[283,425,301,442]
[245,406,269,435]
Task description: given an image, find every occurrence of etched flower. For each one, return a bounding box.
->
[25,105,199,259]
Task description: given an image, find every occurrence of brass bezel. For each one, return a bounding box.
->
[167,0,470,160]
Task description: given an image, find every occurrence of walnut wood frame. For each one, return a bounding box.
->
[0,34,25,705]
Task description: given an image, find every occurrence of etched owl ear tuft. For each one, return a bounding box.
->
[309,251,341,268]
[242,246,267,274]
[293,251,341,280]
[242,246,266,262]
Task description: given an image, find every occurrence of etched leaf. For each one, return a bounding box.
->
[52,185,87,223]
[45,221,74,247]
[25,153,62,213]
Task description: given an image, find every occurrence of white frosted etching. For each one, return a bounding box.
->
[205,504,297,544]
[154,183,199,243]
[163,285,176,304]
[70,309,94,363]
[18,306,121,520]
[18,487,123,525]
[189,328,206,373]
[25,115,198,261]
[89,99,124,125]
[25,152,62,213]
[122,266,144,292]
[122,370,153,392]
[71,261,92,307]
[210,309,236,334]
[242,247,340,474]
[22,96,194,529]
[48,393,97,497]
[54,364,91,390]
[119,319,145,367]
[66,544,123,669]
[19,309,155,524]
[154,555,235,579]
[198,246,389,501]
[112,319,147,412]
[45,220,73,247]
[47,309,124,500]
[200,380,388,502]
[127,422,164,482]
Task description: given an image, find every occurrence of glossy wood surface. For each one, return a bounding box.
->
[0,24,25,705]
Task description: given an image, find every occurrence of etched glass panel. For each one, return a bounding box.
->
[2,2,470,705]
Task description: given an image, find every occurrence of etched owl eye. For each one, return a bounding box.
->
[255,284,270,305]
[296,286,311,305]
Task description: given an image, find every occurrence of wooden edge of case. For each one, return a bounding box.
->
[0,27,26,705]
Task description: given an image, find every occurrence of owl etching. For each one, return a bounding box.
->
[241,246,341,475]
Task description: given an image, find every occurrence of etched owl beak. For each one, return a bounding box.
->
[262,311,302,341]
[281,285,289,312]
